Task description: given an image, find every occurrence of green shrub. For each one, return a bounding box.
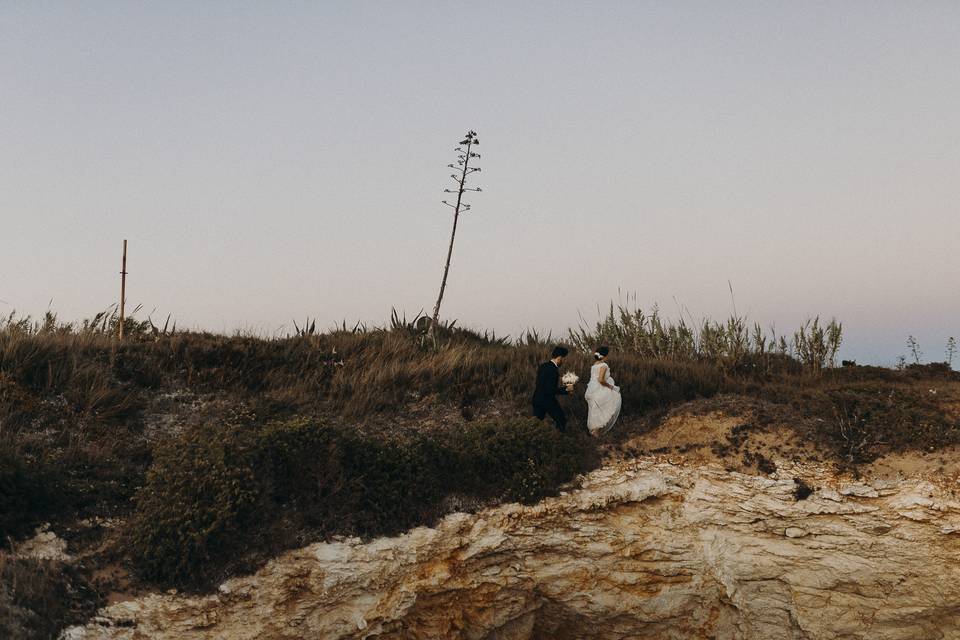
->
[127,416,600,587]
[258,419,450,534]
[6,434,148,539]
[127,419,453,585]
[128,422,260,585]
[903,362,958,379]
[257,418,343,509]
[335,432,449,533]
[453,419,597,504]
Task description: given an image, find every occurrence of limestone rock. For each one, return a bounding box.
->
[18,525,71,561]
[840,483,880,498]
[64,460,960,640]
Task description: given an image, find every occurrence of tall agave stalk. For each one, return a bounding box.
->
[428,131,481,344]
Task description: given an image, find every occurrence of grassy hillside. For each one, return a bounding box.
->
[1,309,959,637]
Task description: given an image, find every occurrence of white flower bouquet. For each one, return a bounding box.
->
[561,372,579,387]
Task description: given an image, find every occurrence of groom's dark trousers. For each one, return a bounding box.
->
[532,361,568,432]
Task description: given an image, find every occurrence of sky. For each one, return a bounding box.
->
[2,2,958,365]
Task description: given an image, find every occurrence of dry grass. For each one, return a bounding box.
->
[570,301,842,374]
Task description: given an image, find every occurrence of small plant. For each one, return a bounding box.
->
[793,478,814,501]
[0,552,100,640]
[291,317,317,337]
[517,328,553,347]
[907,335,923,364]
[834,403,872,464]
[147,313,176,339]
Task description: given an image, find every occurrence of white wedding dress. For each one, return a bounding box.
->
[584,362,621,436]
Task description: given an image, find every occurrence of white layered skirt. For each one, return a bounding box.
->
[584,377,622,436]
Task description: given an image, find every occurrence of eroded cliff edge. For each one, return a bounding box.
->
[64,459,960,640]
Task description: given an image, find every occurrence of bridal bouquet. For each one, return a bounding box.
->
[561,372,579,387]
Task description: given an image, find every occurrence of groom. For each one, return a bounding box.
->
[532,346,574,432]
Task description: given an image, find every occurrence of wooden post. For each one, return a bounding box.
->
[119,239,127,340]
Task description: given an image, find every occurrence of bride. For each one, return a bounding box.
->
[584,346,621,436]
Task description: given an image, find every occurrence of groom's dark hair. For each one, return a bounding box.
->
[551,346,569,358]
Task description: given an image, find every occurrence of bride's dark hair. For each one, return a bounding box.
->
[593,346,610,360]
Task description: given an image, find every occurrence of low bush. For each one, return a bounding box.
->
[452,419,598,503]
[0,552,100,640]
[127,416,599,587]
[333,432,450,533]
[903,362,959,380]
[801,382,958,463]
[744,379,959,463]
[0,373,44,432]
[127,419,261,586]
[258,419,450,535]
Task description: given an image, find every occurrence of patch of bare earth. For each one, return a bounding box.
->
[610,396,823,476]
[866,447,960,487]
[610,392,960,490]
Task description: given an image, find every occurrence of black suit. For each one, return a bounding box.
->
[532,361,568,431]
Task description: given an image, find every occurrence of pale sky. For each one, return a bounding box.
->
[2,2,958,364]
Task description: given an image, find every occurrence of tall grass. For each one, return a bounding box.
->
[0,302,843,432]
[569,302,841,374]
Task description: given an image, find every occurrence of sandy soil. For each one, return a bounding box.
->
[613,409,820,474]
[614,395,960,490]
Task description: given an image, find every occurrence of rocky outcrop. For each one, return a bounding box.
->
[17,525,71,561]
[64,459,960,640]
